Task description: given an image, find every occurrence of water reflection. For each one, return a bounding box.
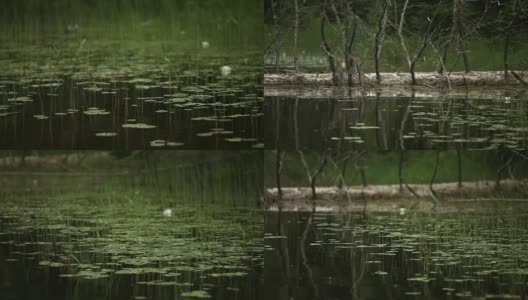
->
[265,89,528,150]
[265,211,528,300]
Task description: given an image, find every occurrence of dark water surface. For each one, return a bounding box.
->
[265,92,528,151]
[0,168,263,300]
[0,41,263,149]
[265,211,528,300]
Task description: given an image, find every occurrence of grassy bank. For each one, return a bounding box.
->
[265,151,528,188]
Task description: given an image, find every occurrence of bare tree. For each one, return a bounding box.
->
[374,0,390,83]
[452,0,470,73]
[293,0,300,73]
[395,0,440,84]
[503,0,527,79]
[271,0,282,72]
[310,152,328,199]
[429,150,441,206]
[320,6,338,85]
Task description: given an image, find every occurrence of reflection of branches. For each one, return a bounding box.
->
[351,247,367,300]
[429,150,440,208]
[300,212,319,299]
[399,99,412,150]
[294,98,315,187]
[311,152,328,199]
[277,211,292,299]
[375,92,388,150]
[276,149,283,202]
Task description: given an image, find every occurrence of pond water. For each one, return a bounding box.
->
[0,172,263,300]
[265,90,528,150]
[0,34,263,150]
[265,211,528,300]
[0,0,263,150]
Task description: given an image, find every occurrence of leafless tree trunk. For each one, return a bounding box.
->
[293,0,300,73]
[374,0,389,83]
[451,0,470,73]
[18,150,29,167]
[410,35,428,85]
[429,41,452,89]
[355,152,368,188]
[397,0,412,68]
[338,155,350,189]
[429,150,441,207]
[320,7,338,85]
[271,0,281,73]
[430,150,440,193]
[504,28,511,80]
[437,44,449,74]
[496,155,514,189]
[396,0,439,84]
[346,23,358,86]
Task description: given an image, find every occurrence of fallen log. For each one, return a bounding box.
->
[264,71,528,87]
[264,179,528,212]
[264,85,527,98]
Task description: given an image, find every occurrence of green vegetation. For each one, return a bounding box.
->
[1,0,262,50]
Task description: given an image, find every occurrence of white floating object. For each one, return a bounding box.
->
[162,209,172,217]
[399,208,406,216]
[341,61,346,69]
[220,65,232,76]
[201,41,209,49]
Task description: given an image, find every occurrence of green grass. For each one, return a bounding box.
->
[0,151,263,207]
[265,151,526,187]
